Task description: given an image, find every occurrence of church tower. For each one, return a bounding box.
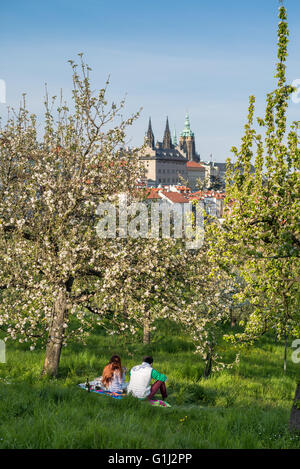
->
[163,117,173,149]
[179,114,196,161]
[146,117,155,148]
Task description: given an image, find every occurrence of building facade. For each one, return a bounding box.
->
[140,115,200,187]
[185,161,206,191]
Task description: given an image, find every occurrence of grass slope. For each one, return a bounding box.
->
[0,322,299,449]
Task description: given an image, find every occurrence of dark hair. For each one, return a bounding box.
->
[109,355,121,365]
[143,356,153,365]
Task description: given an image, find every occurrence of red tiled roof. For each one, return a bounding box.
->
[191,190,226,199]
[146,189,190,203]
[186,161,205,170]
[192,190,205,196]
[146,188,161,199]
[161,191,190,203]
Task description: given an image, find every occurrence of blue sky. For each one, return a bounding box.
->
[1,0,300,161]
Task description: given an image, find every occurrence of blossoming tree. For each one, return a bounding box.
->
[0,56,144,376]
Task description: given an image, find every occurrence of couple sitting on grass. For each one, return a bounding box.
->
[101,354,168,402]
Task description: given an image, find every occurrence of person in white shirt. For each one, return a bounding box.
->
[127,356,168,400]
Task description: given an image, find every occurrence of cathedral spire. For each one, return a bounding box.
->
[146,117,155,148]
[163,116,172,149]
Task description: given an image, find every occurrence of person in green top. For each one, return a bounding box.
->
[127,355,168,400]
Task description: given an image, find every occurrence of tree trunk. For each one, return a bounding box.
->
[42,289,68,377]
[203,349,213,379]
[230,308,237,328]
[143,310,151,345]
[289,382,300,432]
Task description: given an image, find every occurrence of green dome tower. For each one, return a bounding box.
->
[179,113,196,161]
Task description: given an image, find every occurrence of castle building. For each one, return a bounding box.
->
[140,115,200,187]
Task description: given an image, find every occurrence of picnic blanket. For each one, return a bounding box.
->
[78,383,124,399]
[78,383,171,407]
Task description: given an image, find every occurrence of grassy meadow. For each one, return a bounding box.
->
[0,321,299,449]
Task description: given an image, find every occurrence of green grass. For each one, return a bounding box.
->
[0,321,299,449]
